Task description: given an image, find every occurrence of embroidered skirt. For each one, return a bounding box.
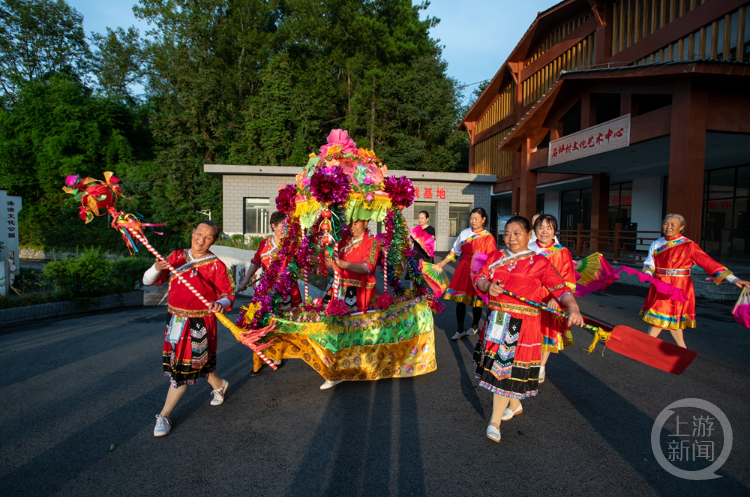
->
[473,310,542,399]
[162,314,218,387]
[540,296,574,353]
[640,275,697,329]
[444,257,483,307]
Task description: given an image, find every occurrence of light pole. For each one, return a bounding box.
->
[196,209,211,220]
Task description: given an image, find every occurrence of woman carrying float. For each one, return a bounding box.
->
[237,210,301,375]
[641,213,750,348]
[435,207,496,340]
[323,219,380,314]
[473,216,584,443]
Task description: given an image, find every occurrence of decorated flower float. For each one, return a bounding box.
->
[234,130,445,382]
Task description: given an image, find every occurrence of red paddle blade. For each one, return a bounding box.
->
[605,325,697,375]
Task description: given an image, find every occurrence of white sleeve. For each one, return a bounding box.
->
[216,297,232,309]
[726,274,738,284]
[449,229,465,257]
[142,265,161,285]
[642,240,658,274]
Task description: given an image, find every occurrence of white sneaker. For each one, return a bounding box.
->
[465,327,479,336]
[320,379,343,390]
[153,414,171,437]
[451,331,466,340]
[210,379,229,406]
[501,403,523,421]
[486,424,501,442]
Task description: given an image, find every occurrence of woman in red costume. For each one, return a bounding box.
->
[641,213,750,348]
[320,218,380,390]
[237,211,300,375]
[473,216,584,443]
[528,214,576,383]
[238,211,302,310]
[142,220,235,437]
[435,207,496,340]
[325,219,381,314]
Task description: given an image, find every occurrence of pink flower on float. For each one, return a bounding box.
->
[363,177,373,185]
[65,174,80,187]
[319,129,358,156]
[365,192,374,202]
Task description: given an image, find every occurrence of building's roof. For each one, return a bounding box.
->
[496,59,750,151]
[204,164,497,184]
[458,0,587,130]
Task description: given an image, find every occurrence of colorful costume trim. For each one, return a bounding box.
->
[260,299,436,381]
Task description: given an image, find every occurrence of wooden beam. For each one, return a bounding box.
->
[706,92,750,133]
[474,114,517,144]
[667,80,707,242]
[630,104,672,143]
[518,138,538,219]
[607,0,749,65]
[591,173,610,251]
[521,17,597,82]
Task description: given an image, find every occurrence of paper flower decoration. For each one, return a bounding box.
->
[319,129,358,156]
[310,166,351,205]
[383,176,415,209]
[276,184,298,215]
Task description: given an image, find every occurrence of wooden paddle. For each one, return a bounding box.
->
[584,317,697,375]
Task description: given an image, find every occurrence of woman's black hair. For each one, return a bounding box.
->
[504,216,531,233]
[418,210,430,219]
[270,211,286,227]
[470,207,488,226]
[195,219,220,238]
[534,214,558,233]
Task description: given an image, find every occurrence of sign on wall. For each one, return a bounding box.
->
[0,190,22,296]
[414,187,446,200]
[548,114,630,166]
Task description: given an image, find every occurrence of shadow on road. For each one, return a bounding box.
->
[284,378,425,496]
[552,352,747,496]
[0,341,255,496]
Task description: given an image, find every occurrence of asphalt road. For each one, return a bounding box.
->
[1,282,749,496]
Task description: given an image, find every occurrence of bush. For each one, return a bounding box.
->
[110,257,154,293]
[42,249,152,300]
[12,267,45,293]
[214,234,265,250]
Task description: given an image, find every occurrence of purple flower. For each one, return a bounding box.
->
[383,176,415,208]
[310,166,351,205]
[276,184,298,215]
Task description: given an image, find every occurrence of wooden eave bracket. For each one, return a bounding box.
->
[586,0,606,27]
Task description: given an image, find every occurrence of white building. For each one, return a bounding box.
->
[204,165,496,253]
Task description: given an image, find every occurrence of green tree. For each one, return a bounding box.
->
[0,0,90,100]
[90,26,144,99]
[0,74,154,249]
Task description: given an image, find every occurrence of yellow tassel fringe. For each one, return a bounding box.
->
[586,328,611,355]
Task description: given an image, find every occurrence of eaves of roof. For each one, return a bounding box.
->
[496,59,750,151]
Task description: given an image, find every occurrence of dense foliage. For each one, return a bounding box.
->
[0,0,468,251]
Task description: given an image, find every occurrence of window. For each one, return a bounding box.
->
[413,202,438,233]
[536,194,545,215]
[608,182,633,229]
[561,100,582,136]
[244,198,270,235]
[449,203,471,237]
[702,165,750,260]
[490,195,512,234]
[595,94,620,124]
[560,188,591,230]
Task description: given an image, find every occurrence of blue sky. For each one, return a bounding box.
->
[69,0,557,100]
